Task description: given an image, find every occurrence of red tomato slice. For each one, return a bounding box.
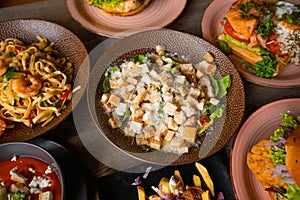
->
[224,20,249,43]
[266,32,280,55]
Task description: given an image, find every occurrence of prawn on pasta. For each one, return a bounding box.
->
[0,35,74,136]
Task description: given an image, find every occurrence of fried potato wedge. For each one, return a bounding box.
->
[174,170,185,188]
[202,190,211,200]
[159,177,171,195]
[195,162,215,196]
[137,186,146,200]
[193,174,201,187]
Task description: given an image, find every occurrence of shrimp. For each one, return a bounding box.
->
[12,74,42,98]
[0,119,6,137]
[0,59,7,76]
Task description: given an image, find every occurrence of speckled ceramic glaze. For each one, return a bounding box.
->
[231,98,300,200]
[88,29,245,165]
[201,0,300,88]
[0,19,89,143]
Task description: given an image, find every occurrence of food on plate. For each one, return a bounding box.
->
[217,0,300,78]
[247,113,300,199]
[0,36,75,136]
[0,156,62,200]
[137,162,217,200]
[85,0,152,16]
[100,45,231,154]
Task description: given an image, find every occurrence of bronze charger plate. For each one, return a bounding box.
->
[0,19,89,143]
[87,29,245,165]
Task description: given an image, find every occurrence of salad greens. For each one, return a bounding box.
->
[86,0,125,7]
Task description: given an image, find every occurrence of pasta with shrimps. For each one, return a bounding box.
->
[0,35,74,131]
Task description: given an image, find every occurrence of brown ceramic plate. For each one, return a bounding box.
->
[66,0,187,37]
[0,19,89,143]
[231,98,300,200]
[201,0,300,88]
[87,29,245,165]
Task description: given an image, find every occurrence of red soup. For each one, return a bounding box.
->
[0,156,62,200]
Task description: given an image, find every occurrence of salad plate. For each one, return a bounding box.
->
[201,0,300,88]
[66,0,187,37]
[87,28,245,165]
[231,98,300,199]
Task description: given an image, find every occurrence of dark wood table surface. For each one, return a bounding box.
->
[1,0,300,199]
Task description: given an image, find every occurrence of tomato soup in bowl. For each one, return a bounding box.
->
[0,142,64,200]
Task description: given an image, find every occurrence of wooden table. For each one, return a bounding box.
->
[1,0,300,199]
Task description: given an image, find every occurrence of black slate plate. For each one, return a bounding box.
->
[97,151,235,200]
[30,138,88,200]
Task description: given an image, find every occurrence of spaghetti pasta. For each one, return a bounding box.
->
[0,35,73,131]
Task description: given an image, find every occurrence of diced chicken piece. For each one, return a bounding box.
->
[210,97,220,105]
[180,64,194,73]
[174,111,187,125]
[143,125,156,139]
[149,138,161,150]
[204,52,214,63]
[136,81,146,93]
[163,102,178,116]
[159,71,173,84]
[132,91,146,106]
[9,182,29,193]
[132,109,144,121]
[156,45,165,56]
[142,111,153,125]
[140,63,150,74]
[182,126,197,143]
[177,85,189,97]
[10,172,28,184]
[196,70,204,80]
[136,137,149,146]
[124,127,135,137]
[115,103,127,116]
[186,95,198,106]
[109,78,119,89]
[101,93,110,104]
[174,75,186,85]
[157,122,168,136]
[205,64,217,75]
[126,77,137,85]
[181,105,197,117]
[149,69,160,80]
[184,116,196,126]
[141,103,153,111]
[151,53,164,66]
[130,121,143,133]
[147,90,161,103]
[164,130,175,142]
[195,100,205,111]
[141,74,151,86]
[126,84,135,92]
[189,87,201,97]
[39,191,53,200]
[108,118,119,129]
[168,117,178,131]
[108,94,121,106]
[200,76,214,98]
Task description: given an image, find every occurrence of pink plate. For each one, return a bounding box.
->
[231,98,300,200]
[201,0,300,88]
[66,0,187,37]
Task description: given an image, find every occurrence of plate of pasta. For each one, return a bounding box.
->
[0,19,89,143]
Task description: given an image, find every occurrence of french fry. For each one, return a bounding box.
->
[174,170,185,188]
[193,174,201,187]
[195,162,215,197]
[202,190,211,200]
[137,186,146,200]
[159,177,171,195]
